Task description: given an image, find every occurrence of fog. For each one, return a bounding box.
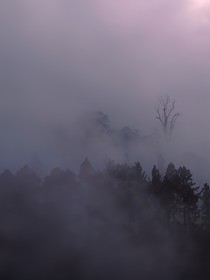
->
[1,0,210,180]
[1,2,210,279]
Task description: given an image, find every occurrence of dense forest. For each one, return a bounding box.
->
[0,158,210,279]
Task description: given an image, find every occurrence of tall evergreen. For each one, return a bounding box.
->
[162,163,179,223]
[151,165,162,194]
[201,183,210,229]
[176,166,200,226]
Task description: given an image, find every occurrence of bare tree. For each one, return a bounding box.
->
[156,96,181,140]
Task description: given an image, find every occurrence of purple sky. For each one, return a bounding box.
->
[0,0,210,172]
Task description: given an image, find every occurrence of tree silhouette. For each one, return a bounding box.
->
[156,96,181,141]
[151,165,162,194]
[162,163,179,222]
[176,166,200,226]
[135,162,148,183]
[201,183,210,229]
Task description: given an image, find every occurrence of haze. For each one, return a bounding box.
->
[0,0,210,180]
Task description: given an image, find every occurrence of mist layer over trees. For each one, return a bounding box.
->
[1,1,210,279]
[0,159,210,279]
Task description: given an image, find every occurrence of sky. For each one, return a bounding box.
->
[0,0,210,174]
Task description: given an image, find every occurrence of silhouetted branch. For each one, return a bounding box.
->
[156,96,181,140]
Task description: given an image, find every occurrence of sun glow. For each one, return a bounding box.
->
[190,0,209,9]
[188,0,210,21]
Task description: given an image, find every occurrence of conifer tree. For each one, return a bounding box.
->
[162,163,179,222]
[176,166,200,226]
[201,183,210,229]
[151,165,162,194]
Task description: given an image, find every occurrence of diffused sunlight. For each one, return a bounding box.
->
[95,0,148,27]
[187,0,210,23]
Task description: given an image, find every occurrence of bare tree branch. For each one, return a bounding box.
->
[156,96,181,141]
[156,106,164,126]
[167,101,176,118]
[170,113,181,130]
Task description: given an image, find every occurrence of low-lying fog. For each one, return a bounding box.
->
[1,2,210,279]
[1,0,210,183]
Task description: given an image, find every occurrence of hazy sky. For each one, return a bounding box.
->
[1,0,210,170]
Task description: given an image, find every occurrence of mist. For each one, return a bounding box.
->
[0,0,209,181]
[1,3,210,278]
[1,0,210,177]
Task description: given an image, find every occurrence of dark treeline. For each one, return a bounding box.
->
[0,159,210,279]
